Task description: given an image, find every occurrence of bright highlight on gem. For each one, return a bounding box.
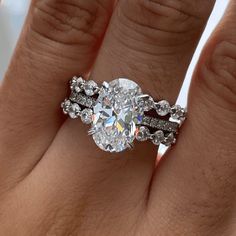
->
[92,78,143,153]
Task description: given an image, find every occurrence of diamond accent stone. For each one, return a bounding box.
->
[84,80,98,96]
[141,116,179,133]
[64,101,81,119]
[136,94,154,112]
[81,108,93,124]
[61,99,72,114]
[163,133,176,146]
[136,126,150,142]
[155,100,171,116]
[70,76,84,93]
[171,105,186,120]
[70,93,95,108]
[92,78,143,152]
[152,130,165,146]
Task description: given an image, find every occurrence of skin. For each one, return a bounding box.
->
[0,0,235,235]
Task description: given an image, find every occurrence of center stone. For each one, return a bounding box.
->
[92,78,143,153]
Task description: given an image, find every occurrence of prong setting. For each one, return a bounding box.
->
[88,127,98,136]
[127,142,134,150]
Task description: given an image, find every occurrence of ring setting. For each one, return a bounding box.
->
[61,76,186,153]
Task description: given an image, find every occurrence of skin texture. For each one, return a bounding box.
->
[0,0,235,235]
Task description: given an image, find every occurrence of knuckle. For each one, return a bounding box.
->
[115,0,206,48]
[31,0,110,45]
[200,40,236,108]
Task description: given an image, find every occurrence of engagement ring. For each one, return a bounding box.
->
[61,76,186,153]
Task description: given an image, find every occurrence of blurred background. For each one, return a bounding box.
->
[0,0,30,79]
[0,0,230,105]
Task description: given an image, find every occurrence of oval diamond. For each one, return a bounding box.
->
[92,78,143,153]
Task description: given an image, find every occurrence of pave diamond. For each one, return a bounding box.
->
[155,100,171,116]
[70,93,95,108]
[61,100,81,119]
[84,80,98,96]
[171,105,186,120]
[81,108,93,124]
[70,76,84,93]
[141,116,179,133]
[136,94,154,112]
[152,130,165,146]
[136,126,150,142]
[61,99,72,114]
[92,78,143,152]
[163,133,176,146]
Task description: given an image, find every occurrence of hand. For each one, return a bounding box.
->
[0,0,235,235]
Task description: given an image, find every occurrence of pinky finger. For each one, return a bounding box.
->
[148,1,236,235]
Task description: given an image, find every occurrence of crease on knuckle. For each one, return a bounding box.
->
[31,0,104,45]
[200,40,236,109]
[115,0,204,49]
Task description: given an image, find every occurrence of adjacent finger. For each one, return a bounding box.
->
[149,1,236,235]
[0,0,114,190]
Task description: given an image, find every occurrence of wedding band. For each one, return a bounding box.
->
[61,76,186,153]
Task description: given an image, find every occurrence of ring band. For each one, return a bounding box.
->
[61,76,186,153]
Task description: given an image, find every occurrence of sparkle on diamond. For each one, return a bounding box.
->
[92,78,143,152]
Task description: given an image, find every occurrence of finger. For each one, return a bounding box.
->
[148,1,236,235]
[91,0,216,102]
[0,0,114,189]
[30,0,215,228]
